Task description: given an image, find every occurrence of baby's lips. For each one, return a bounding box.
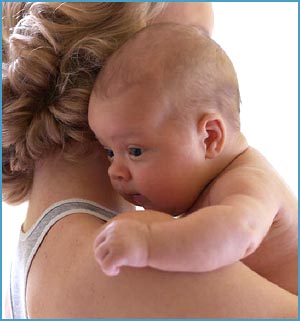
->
[131,194,146,207]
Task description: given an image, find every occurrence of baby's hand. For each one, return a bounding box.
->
[94,219,150,276]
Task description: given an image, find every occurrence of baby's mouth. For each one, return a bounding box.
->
[130,194,146,207]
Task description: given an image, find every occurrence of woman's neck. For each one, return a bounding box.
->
[24,147,134,232]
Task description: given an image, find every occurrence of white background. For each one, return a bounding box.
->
[2,2,298,315]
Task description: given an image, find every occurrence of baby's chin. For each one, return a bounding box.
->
[142,204,186,218]
[123,193,186,217]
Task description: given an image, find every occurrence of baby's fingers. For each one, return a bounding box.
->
[101,251,125,276]
[94,222,116,248]
[94,231,107,249]
[94,241,109,265]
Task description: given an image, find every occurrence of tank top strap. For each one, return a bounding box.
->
[10,199,117,319]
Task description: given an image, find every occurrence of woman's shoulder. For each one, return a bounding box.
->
[26,211,298,319]
[25,209,190,317]
[25,210,171,318]
[26,212,106,318]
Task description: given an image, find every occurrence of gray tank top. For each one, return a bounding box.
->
[10,199,117,319]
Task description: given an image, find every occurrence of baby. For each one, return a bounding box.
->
[88,23,298,294]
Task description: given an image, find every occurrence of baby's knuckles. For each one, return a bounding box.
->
[93,211,172,274]
[111,219,150,267]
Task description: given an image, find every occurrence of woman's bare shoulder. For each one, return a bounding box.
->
[26,212,106,318]
[26,211,297,319]
[26,211,172,318]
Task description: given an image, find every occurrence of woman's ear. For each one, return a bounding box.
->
[198,113,226,159]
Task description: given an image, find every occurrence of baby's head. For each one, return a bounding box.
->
[89,23,242,214]
[90,22,240,131]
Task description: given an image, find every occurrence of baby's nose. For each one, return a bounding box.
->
[108,159,131,182]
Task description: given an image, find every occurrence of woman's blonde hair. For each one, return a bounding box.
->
[2,2,166,204]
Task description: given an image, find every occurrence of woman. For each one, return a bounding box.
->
[3,2,297,318]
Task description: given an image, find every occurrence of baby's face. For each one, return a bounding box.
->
[89,83,207,215]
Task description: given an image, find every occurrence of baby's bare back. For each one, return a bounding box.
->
[199,147,298,294]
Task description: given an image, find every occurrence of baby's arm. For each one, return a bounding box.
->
[147,195,276,272]
[147,169,280,272]
[94,170,280,275]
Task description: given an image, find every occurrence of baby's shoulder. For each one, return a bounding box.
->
[220,147,284,185]
[209,147,294,205]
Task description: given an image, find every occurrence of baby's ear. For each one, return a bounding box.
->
[198,113,226,159]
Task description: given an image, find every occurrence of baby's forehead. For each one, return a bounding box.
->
[93,27,202,94]
[92,61,165,107]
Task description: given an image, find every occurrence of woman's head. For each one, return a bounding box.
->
[2,2,165,204]
[151,2,214,36]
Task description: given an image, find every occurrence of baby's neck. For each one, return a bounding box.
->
[218,132,249,172]
[188,133,249,213]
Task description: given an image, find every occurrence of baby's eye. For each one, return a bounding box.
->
[129,147,143,158]
[104,148,114,160]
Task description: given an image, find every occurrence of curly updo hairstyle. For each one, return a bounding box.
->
[2,2,166,204]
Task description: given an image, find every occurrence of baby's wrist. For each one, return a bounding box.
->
[145,222,161,268]
[143,222,153,267]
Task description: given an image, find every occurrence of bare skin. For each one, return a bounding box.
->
[4,2,298,319]
[89,26,297,294]
[93,147,298,294]
[4,148,298,318]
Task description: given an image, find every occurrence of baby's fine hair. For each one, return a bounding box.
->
[96,23,241,128]
[2,2,166,204]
